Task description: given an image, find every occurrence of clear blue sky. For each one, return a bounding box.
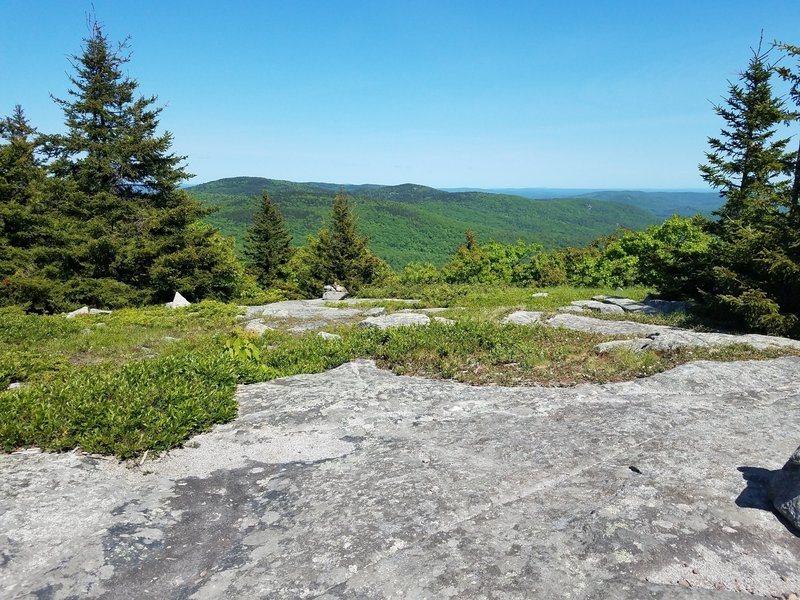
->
[2,1,799,189]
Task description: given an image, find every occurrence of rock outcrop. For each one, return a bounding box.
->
[322,283,349,301]
[544,313,800,353]
[2,358,800,598]
[359,312,431,329]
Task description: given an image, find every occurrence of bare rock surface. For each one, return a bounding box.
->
[322,284,349,301]
[359,312,431,329]
[3,358,800,598]
[571,299,626,314]
[242,299,364,321]
[503,310,544,325]
[548,313,800,352]
[548,313,666,336]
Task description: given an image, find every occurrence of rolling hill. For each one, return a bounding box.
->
[188,177,662,269]
[447,188,723,218]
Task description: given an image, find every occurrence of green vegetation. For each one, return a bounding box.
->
[297,194,391,295]
[4,31,800,461]
[1,23,242,312]
[3,285,797,458]
[188,177,660,269]
[244,192,293,287]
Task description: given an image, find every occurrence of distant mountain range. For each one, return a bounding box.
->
[188,177,722,269]
[447,188,722,220]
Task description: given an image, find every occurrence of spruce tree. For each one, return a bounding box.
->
[699,43,792,224]
[308,194,385,293]
[697,42,800,335]
[776,42,800,212]
[0,106,42,278]
[244,192,292,287]
[37,21,241,306]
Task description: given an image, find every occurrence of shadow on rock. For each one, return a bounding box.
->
[737,466,800,537]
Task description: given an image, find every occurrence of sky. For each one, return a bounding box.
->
[2,1,800,189]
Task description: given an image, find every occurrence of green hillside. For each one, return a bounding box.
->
[189,177,660,269]
[577,190,722,219]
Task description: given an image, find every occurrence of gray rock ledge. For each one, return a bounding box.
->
[2,358,800,598]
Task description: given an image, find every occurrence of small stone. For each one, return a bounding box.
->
[162,336,179,342]
[318,332,342,340]
[66,306,90,318]
[364,307,385,316]
[244,320,273,336]
[94,322,107,328]
[7,382,22,390]
[432,317,455,326]
[531,292,549,298]
[165,291,191,309]
[81,328,92,334]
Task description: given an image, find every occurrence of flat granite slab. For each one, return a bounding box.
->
[2,358,800,599]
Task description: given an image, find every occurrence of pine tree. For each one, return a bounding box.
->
[776,42,800,212]
[244,192,292,287]
[36,21,242,306]
[699,43,792,225]
[308,194,386,293]
[0,106,47,277]
[696,42,800,335]
[47,23,189,200]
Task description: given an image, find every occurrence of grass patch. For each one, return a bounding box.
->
[3,286,798,459]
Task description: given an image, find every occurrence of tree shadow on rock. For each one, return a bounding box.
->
[736,466,800,537]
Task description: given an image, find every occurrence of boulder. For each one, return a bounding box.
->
[359,313,430,330]
[769,445,800,532]
[502,311,544,325]
[165,292,191,309]
[322,284,349,301]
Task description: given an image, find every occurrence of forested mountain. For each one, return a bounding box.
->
[448,187,723,218]
[188,177,660,268]
[577,190,722,219]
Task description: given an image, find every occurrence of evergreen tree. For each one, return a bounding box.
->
[244,192,292,287]
[699,43,792,225]
[308,194,388,293]
[695,42,800,335]
[33,21,242,307]
[776,42,800,212]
